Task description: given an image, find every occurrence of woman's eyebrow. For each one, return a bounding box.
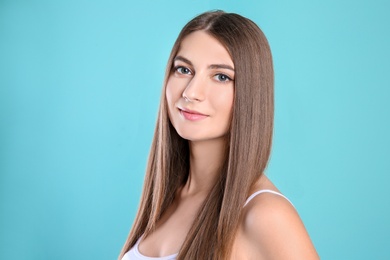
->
[174,55,235,72]
[174,56,193,66]
[208,64,235,72]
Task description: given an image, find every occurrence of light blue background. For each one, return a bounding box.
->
[1,0,389,259]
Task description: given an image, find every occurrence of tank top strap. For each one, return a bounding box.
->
[243,189,294,207]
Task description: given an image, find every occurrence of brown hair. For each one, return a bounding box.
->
[119,10,274,259]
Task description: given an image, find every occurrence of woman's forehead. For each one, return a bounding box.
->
[175,31,234,68]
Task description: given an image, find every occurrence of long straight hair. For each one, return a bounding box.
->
[119,10,274,260]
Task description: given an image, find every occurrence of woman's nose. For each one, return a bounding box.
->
[182,74,206,102]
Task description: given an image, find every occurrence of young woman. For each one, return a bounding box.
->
[120,10,319,260]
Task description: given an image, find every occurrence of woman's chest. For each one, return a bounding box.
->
[138,198,201,257]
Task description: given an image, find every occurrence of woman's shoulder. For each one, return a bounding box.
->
[237,177,319,259]
[242,188,300,239]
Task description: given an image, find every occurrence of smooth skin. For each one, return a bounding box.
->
[138,31,319,259]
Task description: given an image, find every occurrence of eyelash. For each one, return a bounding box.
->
[173,65,233,83]
[214,73,233,83]
[174,66,192,75]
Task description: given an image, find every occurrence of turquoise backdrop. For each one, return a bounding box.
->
[1,0,389,259]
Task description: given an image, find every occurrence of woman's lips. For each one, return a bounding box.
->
[179,108,208,121]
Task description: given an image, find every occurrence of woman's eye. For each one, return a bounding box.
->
[175,66,192,75]
[214,73,232,82]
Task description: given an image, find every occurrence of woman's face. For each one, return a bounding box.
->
[166,30,234,142]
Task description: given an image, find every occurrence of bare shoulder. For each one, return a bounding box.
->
[239,191,319,259]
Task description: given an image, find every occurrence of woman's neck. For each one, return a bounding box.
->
[181,137,227,197]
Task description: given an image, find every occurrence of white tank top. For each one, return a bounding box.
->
[121,189,292,260]
[121,237,178,260]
